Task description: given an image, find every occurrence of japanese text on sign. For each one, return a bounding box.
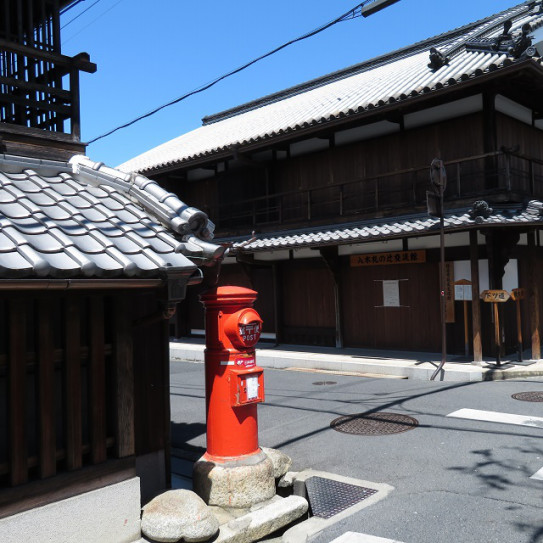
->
[481,290,510,303]
[383,280,400,307]
[239,322,261,344]
[245,376,259,401]
[236,356,256,369]
[350,250,426,267]
[455,285,472,301]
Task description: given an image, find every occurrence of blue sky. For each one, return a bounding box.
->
[61,0,519,167]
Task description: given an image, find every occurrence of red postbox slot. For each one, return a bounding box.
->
[224,308,263,349]
[230,367,264,407]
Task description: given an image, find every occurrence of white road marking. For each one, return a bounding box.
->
[447,408,543,429]
[448,409,543,482]
[330,533,404,543]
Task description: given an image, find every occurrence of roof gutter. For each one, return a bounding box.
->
[0,279,165,290]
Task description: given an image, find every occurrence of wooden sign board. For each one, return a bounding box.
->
[481,290,510,303]
[510,288,526,301]
[351,250,426,267]
[454,279,472,301]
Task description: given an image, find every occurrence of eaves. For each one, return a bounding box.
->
[144,59,543,177]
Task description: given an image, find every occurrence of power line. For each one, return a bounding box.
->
[60,0,86,16]
[62,0,104,29]
[63,0,125,44]
[88,0,398,145]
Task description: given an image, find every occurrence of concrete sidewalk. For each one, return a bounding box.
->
[170,340,543,382]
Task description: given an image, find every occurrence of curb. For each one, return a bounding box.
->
[169,343,543,382]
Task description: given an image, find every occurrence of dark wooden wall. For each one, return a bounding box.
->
[341,260,441,352]
[177,264,275,338]
[0,286,170,517]
[280,261,336,346]
[168,113,485,221]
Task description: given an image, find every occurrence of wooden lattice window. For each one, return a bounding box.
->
[0,291,134,491]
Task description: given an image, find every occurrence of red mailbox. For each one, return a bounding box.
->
[200,286,265,460]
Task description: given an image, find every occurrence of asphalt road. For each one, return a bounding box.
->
[170,362,543,543]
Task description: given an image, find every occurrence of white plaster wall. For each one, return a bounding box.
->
[453,259,518,292]
[338,239,403,255]
[407,232,470,250]
[0,477,141,543]
[254,250,290,261]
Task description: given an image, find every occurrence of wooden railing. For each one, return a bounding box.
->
[211,151,543,233]
[0,39,96,140]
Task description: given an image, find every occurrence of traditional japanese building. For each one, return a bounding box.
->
[121,1,543,362]
[0,2,223,541]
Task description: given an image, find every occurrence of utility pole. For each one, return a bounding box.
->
[427,158,447,381]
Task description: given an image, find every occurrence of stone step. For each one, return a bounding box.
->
[214,495,308,543]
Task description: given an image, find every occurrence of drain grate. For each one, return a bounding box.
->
[512,391,543,402]
[313,381,337,386]
[330,412,418,435]
[305,476,377,519]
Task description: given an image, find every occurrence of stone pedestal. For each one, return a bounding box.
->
[193,450,275,508]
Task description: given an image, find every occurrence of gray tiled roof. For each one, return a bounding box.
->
[231,201,543,252]
[0,154,224,278]
[119,2,543,174]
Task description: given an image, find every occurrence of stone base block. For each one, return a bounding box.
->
[193,451,275,508]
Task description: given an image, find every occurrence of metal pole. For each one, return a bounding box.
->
[431,158,447,380]
[464,300,469,357]
[440,189,447,367]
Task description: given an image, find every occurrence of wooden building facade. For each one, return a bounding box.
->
[123,2,543,362]
[0,2,224,541]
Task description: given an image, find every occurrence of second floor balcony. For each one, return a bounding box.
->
[208,150,543,236]
[0,39,96,141]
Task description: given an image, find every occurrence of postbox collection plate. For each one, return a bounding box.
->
[230,367,265,407]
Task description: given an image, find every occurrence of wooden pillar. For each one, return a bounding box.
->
[470,230,483,363]
[65,297,82,471]
[89,297,107,464]
[483,92,498,191]
[114,295,135,458]
[38,297,56,478]
[161,302,172,490]
[528,230,541,360]
[9,299,27,486]
[319,247,343,349]
[272,263,283,345]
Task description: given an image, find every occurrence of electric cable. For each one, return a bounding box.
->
[63,0,125,44]
[62,0,104,29]
[88,0,392,144]
[60,0,86,16]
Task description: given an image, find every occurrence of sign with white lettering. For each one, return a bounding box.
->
[351,250,426,267]
[235,356,256,369]
[239,321,261,345]
[481,290,510,303]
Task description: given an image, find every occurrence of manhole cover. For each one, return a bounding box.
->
[313,381,337,386]
[512,391,543,402]
[330,412,418,435]
[305,476,377,519]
